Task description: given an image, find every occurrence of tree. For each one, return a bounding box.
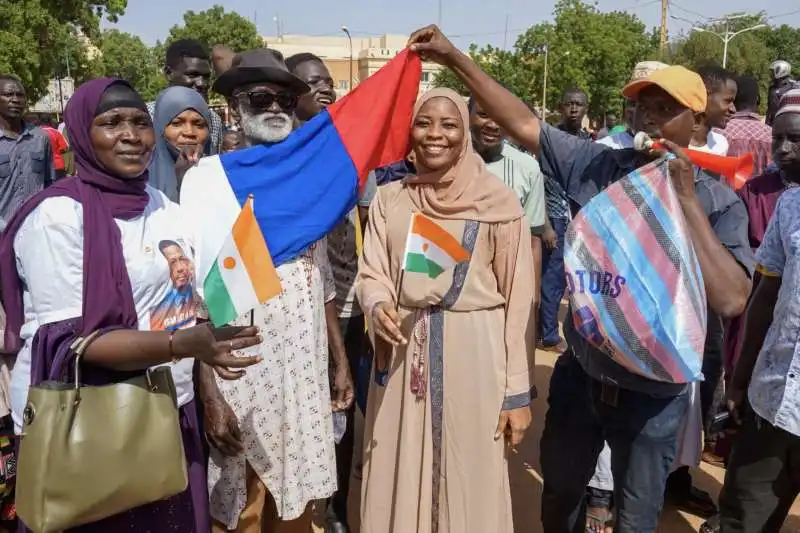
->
[0,0,126,100]
[516,0,657,119]
[166,5,263,53]
[435,0,657,120]
[671,13,772,73]
[434,1,800,120]
[95,30,166,101]
[764,24,800,69]
[38,0,126,38]
[671,13,774,111]
[434,44,526,98]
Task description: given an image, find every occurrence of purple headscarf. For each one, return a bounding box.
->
[0,78,149,360]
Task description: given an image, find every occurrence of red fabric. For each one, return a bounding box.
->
[328,49,421,189]
[723,112,773,179]
[41,126,68,170]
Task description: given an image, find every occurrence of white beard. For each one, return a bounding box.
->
[240,109,293,144]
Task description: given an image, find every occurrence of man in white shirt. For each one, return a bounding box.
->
[692,67,737,156]
[469,97,546,334]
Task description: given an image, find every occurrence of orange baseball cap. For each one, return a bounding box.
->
[622,65,707,113]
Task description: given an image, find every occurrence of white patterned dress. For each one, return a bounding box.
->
[208,240,337,528]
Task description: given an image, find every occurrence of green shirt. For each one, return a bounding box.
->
[484,143,546,234]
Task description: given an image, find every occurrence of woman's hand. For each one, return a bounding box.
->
[495,406,532,447]
[173,324,262,370]
[371,302,407,346]
[175,145,202,183]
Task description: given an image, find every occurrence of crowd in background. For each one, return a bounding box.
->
[0,20,796,533]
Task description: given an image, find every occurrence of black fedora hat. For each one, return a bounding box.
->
[213,48,310,97]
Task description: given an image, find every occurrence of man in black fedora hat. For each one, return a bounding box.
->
[197,47,355,533]
[212,48,311,145]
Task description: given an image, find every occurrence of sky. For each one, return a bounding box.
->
[107,0,800,50]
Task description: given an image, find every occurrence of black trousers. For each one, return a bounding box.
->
[719,407,800,533]
[329,314,369,525]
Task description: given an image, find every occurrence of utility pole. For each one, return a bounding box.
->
[659,0,669,55]
[502,14,510,50]
[542,45,549,122]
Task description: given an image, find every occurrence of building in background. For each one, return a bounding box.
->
[30,77,75,116]
[30,30,97,118]
[262,33,442,97]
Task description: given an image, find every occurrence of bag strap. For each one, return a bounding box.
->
[68,330,104,397]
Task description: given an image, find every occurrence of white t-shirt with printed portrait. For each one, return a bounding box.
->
[9,186,198,433]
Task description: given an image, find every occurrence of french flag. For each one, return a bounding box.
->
[181,50,421,292]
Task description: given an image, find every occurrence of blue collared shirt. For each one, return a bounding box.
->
[749,187,800,436]
[0,126,55,228]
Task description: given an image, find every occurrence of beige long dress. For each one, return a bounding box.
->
[355,181,536,533]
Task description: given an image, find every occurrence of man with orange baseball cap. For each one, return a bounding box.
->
[407,25,754,533]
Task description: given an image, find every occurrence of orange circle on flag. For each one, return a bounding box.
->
[223,257,237,269]
[422,243,429,252]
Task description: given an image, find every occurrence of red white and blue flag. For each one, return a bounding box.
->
[182,50,421,300]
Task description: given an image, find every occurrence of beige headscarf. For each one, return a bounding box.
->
[405,88,523,223]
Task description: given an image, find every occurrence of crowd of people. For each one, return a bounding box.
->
[0,19,796,533]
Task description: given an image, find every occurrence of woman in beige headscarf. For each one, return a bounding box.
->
[355,88,536,533]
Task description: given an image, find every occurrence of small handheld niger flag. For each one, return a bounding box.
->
[203,196,282,326]
[403,213,471,278]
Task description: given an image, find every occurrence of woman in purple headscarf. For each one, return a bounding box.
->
[0,79,262,532]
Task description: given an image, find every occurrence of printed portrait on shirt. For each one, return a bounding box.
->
[150,239,197,331]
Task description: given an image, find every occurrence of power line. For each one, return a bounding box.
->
[765,8,800,21]
[615,0,662,12]
[671,3,800,23]
[668,2,712,21]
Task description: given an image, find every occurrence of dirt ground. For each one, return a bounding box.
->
[313,310,800,533]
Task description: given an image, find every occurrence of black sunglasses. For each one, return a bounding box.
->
[235,91,298,110]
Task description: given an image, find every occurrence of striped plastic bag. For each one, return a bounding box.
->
[564,157,707,383]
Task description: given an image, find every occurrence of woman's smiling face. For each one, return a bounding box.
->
[411,96,465,172]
